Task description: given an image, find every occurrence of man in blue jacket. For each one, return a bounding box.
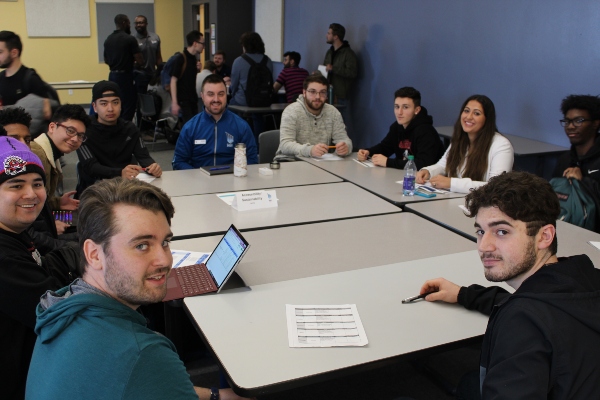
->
[172,74,258,169]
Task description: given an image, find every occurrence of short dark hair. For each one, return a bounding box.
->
[465,171,560,255]
[394,87,421,108]
[52,104,91,128]
[0,125,7,136]
[240,32,265,54]
[303,73,329,90]
[203,60,217,72]
[186,30,203,46]
[78,178,175,275]
[560,94,600,122]
[201,74,226,92]
[136,15,148,23]
[214,50,226,58]
[0,107,32,128]
[329,23,346,41]
[284,51,301,66]
[114,14,129,27]
[0,31,22,56]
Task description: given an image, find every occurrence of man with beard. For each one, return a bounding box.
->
[26,178,252,400]
[418,171,600,399]
[275,74,352,160]
[553,94,600,230]
[212,50,231,85]
[103,14,143,121]
[133,15,162,96]
[273,51,309,103]
[172,74,257,169]
[0,31,53,121]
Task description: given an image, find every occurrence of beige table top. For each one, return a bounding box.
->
[170,182,401,239]
[152,161,342,197]
[299,156,465,206]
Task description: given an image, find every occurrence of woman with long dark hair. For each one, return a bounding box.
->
[415,95,513,193]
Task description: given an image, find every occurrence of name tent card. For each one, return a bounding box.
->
[231,190,278,211]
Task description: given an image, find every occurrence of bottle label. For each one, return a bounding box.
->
[403,176,415,191]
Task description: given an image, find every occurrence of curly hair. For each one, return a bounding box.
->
[465,171,559,254]
[560,95,600,125]
[0,107,32,128]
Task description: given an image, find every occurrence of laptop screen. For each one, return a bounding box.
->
[206,225,249,287]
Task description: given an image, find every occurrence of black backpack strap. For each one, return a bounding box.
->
[242,53,257,66]
[259,55,268,67]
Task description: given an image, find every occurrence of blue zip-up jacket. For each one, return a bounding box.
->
[172,109,258,169]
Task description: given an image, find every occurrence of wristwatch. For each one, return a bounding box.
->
[210,387,220,400]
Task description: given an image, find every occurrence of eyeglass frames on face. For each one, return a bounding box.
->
[56,123,87,142]
[560,118,591,128]
[306,89,328,97]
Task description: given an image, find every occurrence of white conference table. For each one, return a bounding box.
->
[173,213,476,286]
[170,182,401,239]
[435,126,568,157]
[184,250,503,396]
[152,161,342,197]
[299,156,465,206]
[405,197,600,265]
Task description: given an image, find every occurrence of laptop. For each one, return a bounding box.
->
[163,225,250,301]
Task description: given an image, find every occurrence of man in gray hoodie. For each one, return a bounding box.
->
[275,74,352,161]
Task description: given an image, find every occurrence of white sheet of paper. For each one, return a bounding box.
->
[312,153,343,161]
[286,304,368,347]
[136,172,156,183]
[353,158,374,167]
[170,250,211,268]
[317,64,328,79]
[588,241,600,251]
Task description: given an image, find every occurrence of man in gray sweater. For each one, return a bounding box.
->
[275,74,352,161]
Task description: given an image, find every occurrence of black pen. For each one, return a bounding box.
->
[401,291,437,304]
[209,166,230,171]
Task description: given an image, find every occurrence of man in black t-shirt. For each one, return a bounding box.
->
[170,30,204,123]
[0,31,51,119]
[103,15,143,122]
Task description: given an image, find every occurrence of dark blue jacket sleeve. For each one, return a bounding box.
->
[172,123,195,170]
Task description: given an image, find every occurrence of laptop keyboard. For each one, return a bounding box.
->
[176,265,215,296]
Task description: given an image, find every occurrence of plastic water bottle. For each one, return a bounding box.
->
[234,143,247,177]
[403,155,416,196]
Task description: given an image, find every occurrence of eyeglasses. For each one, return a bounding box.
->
[56,123,87,142]
[560,118,591,128]
[195,41,205,46]
[306,89,328,98]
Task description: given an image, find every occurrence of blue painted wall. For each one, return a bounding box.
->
[282,0,600,150]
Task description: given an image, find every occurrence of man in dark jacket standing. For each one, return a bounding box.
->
[417,171,600,399]
[103,14,143,121]
[357,87,444,169]
[76,81,161,196]
[553,94,600,231]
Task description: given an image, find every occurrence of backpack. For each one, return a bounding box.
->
[550,177,597,231]
[242,54,273,107]
[160,52,187,92]
[0,68,61,104]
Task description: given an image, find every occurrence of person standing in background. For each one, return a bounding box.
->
[133,15,162,96]
[103,14,143,121]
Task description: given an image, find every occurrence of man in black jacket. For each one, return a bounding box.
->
[553,94,600,230]
[76,81,162,196]
[357,87,444,169]
[418,171,600,399]
[0,136,79,399]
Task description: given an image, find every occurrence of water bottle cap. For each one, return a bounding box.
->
[407,155,414,160]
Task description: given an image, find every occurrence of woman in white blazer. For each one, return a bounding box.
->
[416,94,514,193]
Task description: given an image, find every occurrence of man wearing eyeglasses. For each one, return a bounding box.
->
[553,94,600,230]
[170,30,205,123]
[30,105,90,214]
[76,81,162,197]
[275,74,352,161]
